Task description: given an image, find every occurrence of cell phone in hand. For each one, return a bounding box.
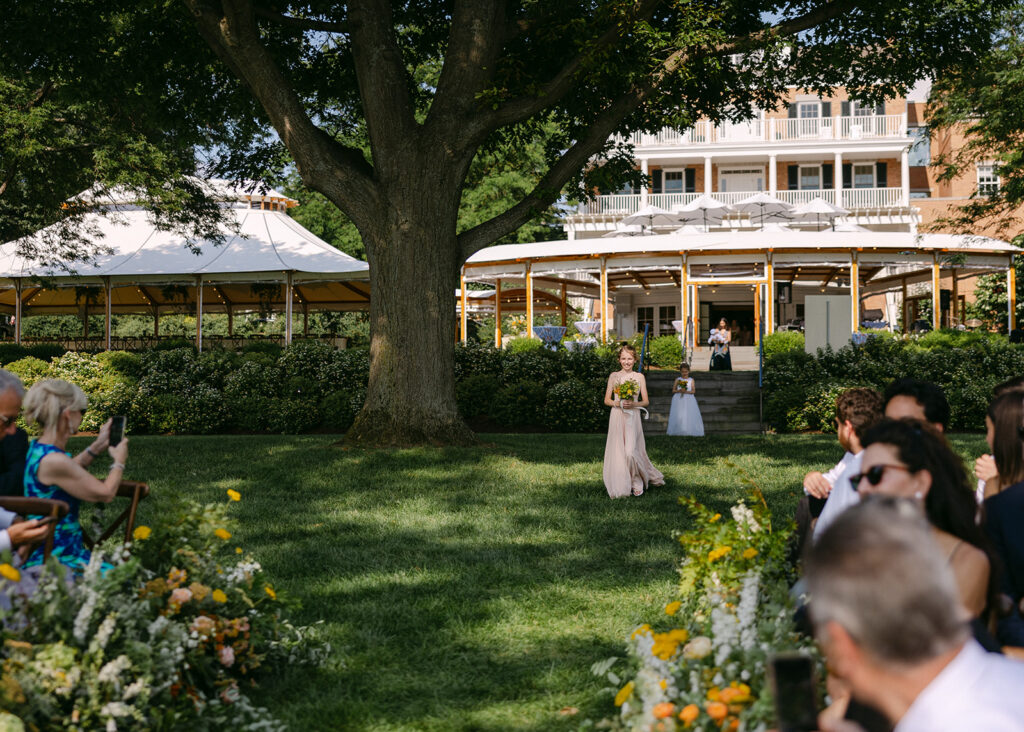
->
[110,415,127,447]
[769,653,819,732]
[34,515,59,526]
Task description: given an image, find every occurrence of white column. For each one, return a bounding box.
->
[834,152,843,206]
[704,155,713,193]
[104,278,112,351]
[901,149,910,207]
[195,276,204,353]
[768,155,777,195]
[640,158,649,207]
[285,271,294,345]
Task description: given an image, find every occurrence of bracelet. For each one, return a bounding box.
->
[111,462,126,471]
[85,446,100,459]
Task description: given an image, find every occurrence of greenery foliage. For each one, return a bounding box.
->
[0,494,327,730]
[647,335,683,369]
[763,331,1024,431]
[760,331,805,358]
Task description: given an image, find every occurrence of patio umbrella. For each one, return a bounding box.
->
[792,197,850,231]
[733,192,793,230]
[619,204,678,232]
[673,195,733,230]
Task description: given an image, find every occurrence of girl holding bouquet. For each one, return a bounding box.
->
[667,362,704,436]
[603,345,665,498]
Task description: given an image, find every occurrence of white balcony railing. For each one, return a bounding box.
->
[575,188,908,217]
[622,114,907,148]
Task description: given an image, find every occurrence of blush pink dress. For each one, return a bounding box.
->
[603,372,665,498]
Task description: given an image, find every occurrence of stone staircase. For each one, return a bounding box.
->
[642,370,762,435]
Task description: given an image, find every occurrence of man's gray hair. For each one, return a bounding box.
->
[0,369,25,398]
[805,496,969,667]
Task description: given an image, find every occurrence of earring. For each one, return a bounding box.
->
[914,491,923,500]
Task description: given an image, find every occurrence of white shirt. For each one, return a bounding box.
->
[805,451,858,496]
[812,451,862,540]
[0,507,15,554]
[896,640,1024,732]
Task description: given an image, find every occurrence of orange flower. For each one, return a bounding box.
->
[742,547,758,559]
[652,702,675,719]
[705,701,728,722]
[678,704,699,725]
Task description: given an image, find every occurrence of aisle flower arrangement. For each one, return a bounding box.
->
[0,492,329,731]
[588,474,819,731]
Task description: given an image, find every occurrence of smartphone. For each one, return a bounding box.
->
[768,653,818,732]
[33,515,58,526]
[110,415,127,447]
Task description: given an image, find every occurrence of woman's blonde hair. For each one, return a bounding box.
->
[23,379,88,429]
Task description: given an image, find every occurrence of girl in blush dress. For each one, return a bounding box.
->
[667,362,704,436]
[603,345,665,498]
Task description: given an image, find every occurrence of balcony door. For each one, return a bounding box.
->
[719,168,764,194]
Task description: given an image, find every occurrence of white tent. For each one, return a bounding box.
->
[0,181,370,348]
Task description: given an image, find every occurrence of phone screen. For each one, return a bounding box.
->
[110,416,127,447]
[769,654,818,732]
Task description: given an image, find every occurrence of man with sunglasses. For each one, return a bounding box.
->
[0,369,29,497]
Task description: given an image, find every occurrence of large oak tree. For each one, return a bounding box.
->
[0,0,1006,445]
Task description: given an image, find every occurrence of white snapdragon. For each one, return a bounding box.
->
[73,588,99,643]
[737,570,760,651]
[89,613,118,656]
[97,655,132,686]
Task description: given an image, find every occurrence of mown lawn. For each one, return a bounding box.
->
[72,432,986,731]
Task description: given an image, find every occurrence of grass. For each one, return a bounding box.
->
[72,431,988,731]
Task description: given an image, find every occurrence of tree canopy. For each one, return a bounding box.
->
[928,1,1024,238]
[0,0,1011,445]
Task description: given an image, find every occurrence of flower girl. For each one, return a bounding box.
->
[667,363,704,436]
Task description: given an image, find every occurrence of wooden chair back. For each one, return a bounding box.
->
[82,480,150,550]
[0,496,70,561]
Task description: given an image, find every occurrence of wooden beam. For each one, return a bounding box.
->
[600,258,608,343]
[850,255,860,333]
[626,270,651,291]
[494,278,503,348]
[338,281,370,300]
[932,256,941,332]
[1009,259,1017,333]
[460,272,468,344]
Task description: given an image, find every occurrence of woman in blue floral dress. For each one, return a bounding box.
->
[22,379,128,571]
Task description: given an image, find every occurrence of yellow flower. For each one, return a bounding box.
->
[226,489,241,502]
[667,628,689,642]
[710,513,721,522]
[132,525,151,541]
[650,633,680,660]
[264,585,277,600]
[630,623,651,640]
[742,548,758,560]
[614,681,635,706]
[659,679,668,690]
[235,547,243,554]
[211,589,228,603]
[0,563,21,583]
[214,528,232,540]
[664,601,682,615]
[708,545,733,562]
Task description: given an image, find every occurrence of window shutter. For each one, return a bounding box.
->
[788,105,798,119]
[842,163,853,189]
[822,163,834,189]
[841,101,851,117]
[875,162,888,187]
[875,101,885,116]
[787,165,799,190]
[651,169,663,194]
[821,102,832,117]
[684,168,696,193]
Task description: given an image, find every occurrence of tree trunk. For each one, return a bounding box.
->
[343,189,475,447]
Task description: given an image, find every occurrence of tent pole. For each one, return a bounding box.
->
[154,308,160,339]
[227,306,233,337]
[285,272,294,345]
[494,278,503,348]
[931,255,941,332]
[599,258,608,343]
[13,279,22,345]
[196,276,204,352]
[560,283,567,327]
[525,262,534,339]
[460,270,468,344]
[303,303,309,337]
[104,278,112,351]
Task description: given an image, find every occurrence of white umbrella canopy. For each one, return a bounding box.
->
[673,195,733,229]
[602,226,649,237]
[620,204,679,230]
[733,192,793,229]
[792,197,850,231]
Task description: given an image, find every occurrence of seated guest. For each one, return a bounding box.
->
[981,390,1024,649]
[976,376,1024,502]
[856,419,992,620]
[0,506,50,557]
[806,388,884,542]
[882,378,950,432]
[0,369,28,497]
[21,380,127,572]
[806,498,1024,732]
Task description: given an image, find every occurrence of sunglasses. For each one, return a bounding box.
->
[0,414,16,428]
[849,464,911,491]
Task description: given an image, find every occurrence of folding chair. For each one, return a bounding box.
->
[0,496,70,562]
[82,480,150,550]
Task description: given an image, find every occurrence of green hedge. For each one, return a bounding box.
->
[0,341,621,435]
[763,331,1024,432]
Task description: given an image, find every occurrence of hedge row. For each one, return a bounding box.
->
[763,331,1024,432]
[2,340,621,435]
